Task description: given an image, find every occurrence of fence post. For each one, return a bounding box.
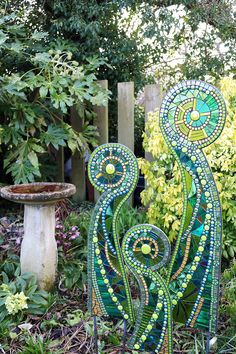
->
[94,80,109,145]
[144,83,163,161]
[56,147,64,182]
[118,82,134,152]
[118,82,134,205]
[93,80,109,202]
[70,106,86,203]
[56,115,65,182]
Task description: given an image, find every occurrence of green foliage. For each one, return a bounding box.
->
[139,78,236,260]
[0,253,20,279]
[65,309,85,326]
[0,10,109,183]
[0,318,14,343]
[41,1,147,88]
[117,203,148,236]
[212,78,236,260]
[138,112,182,242]
[39,1,236,84]
[69,203,93,238]
[221,261,236,327]
[0,271,52,321]
[58,255,86,290]
[134,105,145,155]
[19,335,51,354]
[57,208,91,290]
[6,1,236,141]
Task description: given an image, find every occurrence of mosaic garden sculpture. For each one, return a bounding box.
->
[88,80,226,353]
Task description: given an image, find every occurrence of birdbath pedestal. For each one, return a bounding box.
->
[0,183,76,290]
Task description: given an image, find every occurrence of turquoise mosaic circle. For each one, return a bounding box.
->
[160,80,226,148]
[88,143,138,193]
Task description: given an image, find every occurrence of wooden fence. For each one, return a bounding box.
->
[58,81,164,202]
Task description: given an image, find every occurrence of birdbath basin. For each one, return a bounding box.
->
[0,182,76,290]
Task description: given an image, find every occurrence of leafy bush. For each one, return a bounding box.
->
[0,253,20,279]
[57,209,90,290]
[0,10,109,183]
[139,78,236,259]
[0,272,52,321]
[58,255,87,291]
[67,206,92,239]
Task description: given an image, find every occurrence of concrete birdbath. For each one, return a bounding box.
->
[0,182,76,290]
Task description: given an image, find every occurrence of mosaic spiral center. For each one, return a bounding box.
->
[160,80,226,148]
[141,244,152,255]
[106,163,115,174]
[190,110,200,121]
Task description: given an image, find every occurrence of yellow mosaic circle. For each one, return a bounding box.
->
[141,244,152,255]
[105,163,115,175]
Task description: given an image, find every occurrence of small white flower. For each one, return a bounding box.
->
[209,336,217,348]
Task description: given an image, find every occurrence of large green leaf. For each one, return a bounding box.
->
[41,124,67,149]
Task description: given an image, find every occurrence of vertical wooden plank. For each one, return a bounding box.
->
[57,147,64,182]
[56,116,64,182]
[93,80,109,203]
[144,83,163,122]
[118,82,134,152]
[70,106,86,203]
[118,82,134,205]
[94,80,109,145]
[144,83,163,161]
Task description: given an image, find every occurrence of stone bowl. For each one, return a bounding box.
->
[0,182,76,205]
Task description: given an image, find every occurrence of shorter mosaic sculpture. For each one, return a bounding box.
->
[87,80,226,353]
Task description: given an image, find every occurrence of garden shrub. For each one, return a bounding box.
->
[57,208,90,290]
[0,10,109,183]
[139,78,236,260]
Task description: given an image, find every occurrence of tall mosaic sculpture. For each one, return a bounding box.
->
[88,80,226,353]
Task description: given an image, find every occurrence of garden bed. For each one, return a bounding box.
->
[0,202,235,353]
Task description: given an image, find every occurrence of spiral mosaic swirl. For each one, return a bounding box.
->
[88,143,138,192]
[87,143,138,323]
[160,80,226,334]
[160,80,226,148]
[122,225,172,353]
[123,224,171,272]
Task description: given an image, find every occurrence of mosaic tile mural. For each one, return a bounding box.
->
[88,80,226,353]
